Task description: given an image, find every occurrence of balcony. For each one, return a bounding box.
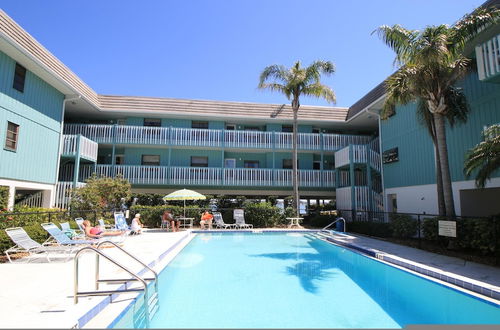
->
[61,134,98,162]
[475,34,500,82]
[64,124,371,152]
[334,144,381,172]
[59,164,336,188]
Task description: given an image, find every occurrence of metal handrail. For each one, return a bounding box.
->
[96,240,158,292]
[321,217,346,232]
[74,246,149,305]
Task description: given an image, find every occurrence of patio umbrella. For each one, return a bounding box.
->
[163,189,206,217]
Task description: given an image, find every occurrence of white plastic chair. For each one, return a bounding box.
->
[233,209,253,229]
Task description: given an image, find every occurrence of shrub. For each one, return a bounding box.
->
[131,193,165,206]
[307,215,334,228]
[0,186,8,211]
[390,214,418,238]
[422,217,439,241]
[129,205,204,227]
[244,202,285,228]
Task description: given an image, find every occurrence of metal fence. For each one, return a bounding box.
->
[334,209,500,264]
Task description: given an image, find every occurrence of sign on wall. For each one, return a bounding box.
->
[382,147,399,164]
[438,220,457,237]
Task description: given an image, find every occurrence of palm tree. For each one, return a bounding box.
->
[464,124,500,188]
[375,7,499,217]
[258,60,336,216]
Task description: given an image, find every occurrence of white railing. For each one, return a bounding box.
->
[224,130,273,149]
[59,164,96,182]
[334,146,350,168]
[15,191,44,208]
[64,124,372,151]
[369,137,380,153]
[62,134,98,161]
[72,165,336,188]
[54,181,86,210]
[476,34,500,81]
[369,149,382,172]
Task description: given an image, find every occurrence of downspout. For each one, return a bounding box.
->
[366,107,386,212]
[54,95,81,206]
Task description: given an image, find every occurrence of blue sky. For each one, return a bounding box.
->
[2,0,485,107]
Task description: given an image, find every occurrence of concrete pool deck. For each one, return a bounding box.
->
[0,228,499,328]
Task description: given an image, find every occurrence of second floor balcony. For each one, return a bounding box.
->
[59,164,336,188]
[61,134,98,162]
[64,124,372,152]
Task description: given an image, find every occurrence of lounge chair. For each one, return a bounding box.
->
[74,217,85,232]
[60,222,85,239]
[114,212,130,231]
[233,209,253,229]
[98,219,116,230]
[213,212,236,229]
[160,215,171,231]
[41,222,98,246]
[4,227,72,263]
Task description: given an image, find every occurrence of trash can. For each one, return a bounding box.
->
[335,218,345,232]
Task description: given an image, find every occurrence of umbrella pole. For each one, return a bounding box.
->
[184,199,186,218]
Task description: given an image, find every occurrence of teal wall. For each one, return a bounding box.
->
[0,51,65,184]
[381,72,500,189]
[170,149,222,167]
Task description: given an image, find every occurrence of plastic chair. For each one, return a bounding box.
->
[233,209,253,229]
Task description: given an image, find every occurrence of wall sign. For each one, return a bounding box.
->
[438,220,457,237]
[382,147,399,164]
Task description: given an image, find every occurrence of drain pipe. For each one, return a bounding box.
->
[54,94,81,207]
[366,107,387,212]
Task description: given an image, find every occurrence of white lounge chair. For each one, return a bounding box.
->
[114,212,130,231]
[213,212,236,229]
[4,227,72,263]
[41,222,98,246]
[233,209,253,229]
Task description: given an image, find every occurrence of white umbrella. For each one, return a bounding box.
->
[163,189,206,217]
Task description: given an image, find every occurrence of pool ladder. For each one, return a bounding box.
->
[73,240,160,325]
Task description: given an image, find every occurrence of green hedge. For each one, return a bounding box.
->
[0,186,8,211]
[243,203,289,228]
[348,221,393,238]
[389,214,418,238]
[129,205,206,227]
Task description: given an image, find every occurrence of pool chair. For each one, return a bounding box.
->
[4,227,72,263]
[233,209,253,229]
[114,212,131,231]
[213,212,236,229]
[60,222,84,239]
[41,222,98,247]
[74,217,85,232]
[98,219,116,230]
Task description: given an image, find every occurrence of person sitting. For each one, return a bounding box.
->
[81,220,123,239]
[200,210,213,230]
[130,213,144,235]
[162,209,180,232]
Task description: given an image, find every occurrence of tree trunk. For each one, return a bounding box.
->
[292,105,300,217]
[433,113,456,217]
[430,118,446,216]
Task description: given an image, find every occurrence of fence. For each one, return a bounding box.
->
[335,209,500,265]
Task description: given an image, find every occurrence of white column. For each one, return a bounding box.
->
[7,185,15,211]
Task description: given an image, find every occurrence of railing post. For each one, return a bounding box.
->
[111,124,117,175]
[272,130,276,185]
[349,145,356,213]
[418,214,422,249]
[366,145,373,212]
[221,128,225,186]
[73,135,82,189]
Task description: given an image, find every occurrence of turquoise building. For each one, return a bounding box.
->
[0,1,499,216]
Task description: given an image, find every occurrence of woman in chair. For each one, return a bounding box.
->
[82,220,123,239]
[200,210,213,230]
[162,209,180,232]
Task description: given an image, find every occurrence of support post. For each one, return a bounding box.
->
[73,135,82,188]
[349,145,356,216]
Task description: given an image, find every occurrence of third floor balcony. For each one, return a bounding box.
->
[64,124,372,152]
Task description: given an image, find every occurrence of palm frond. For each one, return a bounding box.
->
[258,65,290,87]
[464,124,500,188]
[301,83,336,104]
[374,25,418,66]
[443,86,469,126]
[452,7,500,53]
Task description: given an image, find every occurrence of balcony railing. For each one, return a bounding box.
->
[64,124,371,151]
[334,145,382,172]
[59,164,336,188]
[62,134,98,162]
[476,34,500,81]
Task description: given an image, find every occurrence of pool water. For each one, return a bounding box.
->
[113,232,500,328]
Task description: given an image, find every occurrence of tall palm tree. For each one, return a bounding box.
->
[464,124,500,188]
[375,7,499,217]
[258,60,336,216]
[416,90,469,215]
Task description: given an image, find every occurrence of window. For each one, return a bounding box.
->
[282,125,293,132]
[313,161,321,170]
[225,124,236,130]
[13,63,26,93]
[244,126,260,131]
[116,119,127,125]
[312,127,321,134]
[192,121,209,129]
[244,160,259,168]
[5,122,19,151]
[144,118,161,127]
[191,156,208,167]
[141,155,160,166]
[283,159,299,169]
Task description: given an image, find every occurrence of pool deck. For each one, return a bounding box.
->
[0,228,499,328]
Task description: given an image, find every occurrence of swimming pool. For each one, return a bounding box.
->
[111,232,500,328]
